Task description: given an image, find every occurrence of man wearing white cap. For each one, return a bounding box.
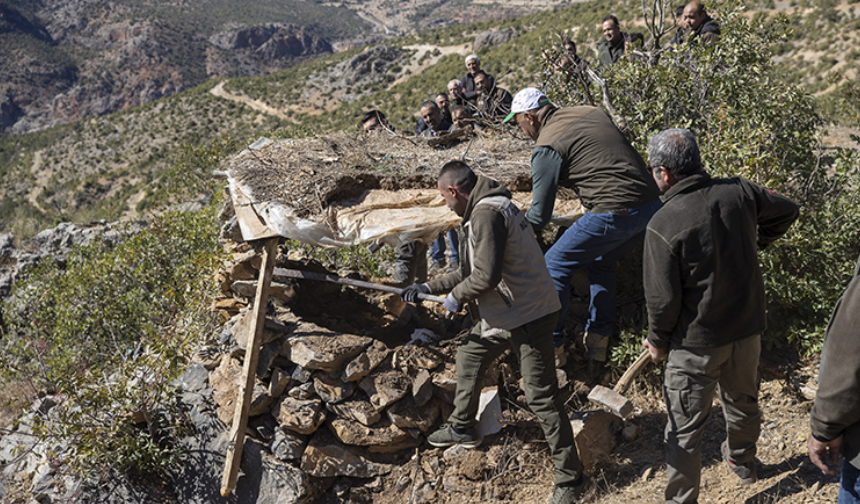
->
[503,88,662,369]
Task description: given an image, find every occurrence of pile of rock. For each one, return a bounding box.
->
[204,241,470,480]
[179,239,622,503]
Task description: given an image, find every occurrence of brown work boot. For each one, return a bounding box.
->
[582,332,609,362]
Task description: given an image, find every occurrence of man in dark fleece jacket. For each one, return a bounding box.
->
[672,0,720,45]
[642,129,799,504]
[400,161,595,504]
[807,255,860,503]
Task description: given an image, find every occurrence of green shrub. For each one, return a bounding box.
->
[543,0,860,367]
[0,207,226,476]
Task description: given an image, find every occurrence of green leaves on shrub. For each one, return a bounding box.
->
[543,0,860,361]
[1,208,226,476]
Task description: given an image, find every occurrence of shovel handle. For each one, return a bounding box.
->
[273,267,447,304]
[613,349,651,395]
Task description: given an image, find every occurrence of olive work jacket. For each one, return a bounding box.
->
[426,176,560,333]
[810,254,860,470]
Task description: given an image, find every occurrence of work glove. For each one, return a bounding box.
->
[401,283,430,303]
[443,292,463,314]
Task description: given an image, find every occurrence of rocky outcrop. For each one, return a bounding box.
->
[473,27,517,53]
[209,23,332,58]
[1,4,336,135]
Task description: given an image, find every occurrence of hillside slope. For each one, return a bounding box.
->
[0,0,370,134]
[0,0,858,237]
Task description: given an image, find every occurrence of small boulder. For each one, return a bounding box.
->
[288,329,372,372]
[343,340,391,383]
[271,428,308,461]
[359,366,411,410]
[314,374,355,404]
[326,396,381,426]
[273,396,326,435]
[387,396,438,432]
[570,410,621,475]
[301,431,393,478]
[327,416,411,447]
[412,369,434,407]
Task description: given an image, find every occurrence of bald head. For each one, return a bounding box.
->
[683,0,708,30]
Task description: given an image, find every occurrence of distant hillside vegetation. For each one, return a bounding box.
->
[0,0,857,238]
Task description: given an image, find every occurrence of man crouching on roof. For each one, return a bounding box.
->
[400,161,596,504]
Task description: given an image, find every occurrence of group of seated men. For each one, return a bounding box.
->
[362,53,514,139]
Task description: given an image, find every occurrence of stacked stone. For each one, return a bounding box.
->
[204,242,468,484]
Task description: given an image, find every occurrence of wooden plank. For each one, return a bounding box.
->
[220,237,278,496]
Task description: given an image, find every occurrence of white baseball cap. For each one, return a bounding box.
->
[503,87,551,123]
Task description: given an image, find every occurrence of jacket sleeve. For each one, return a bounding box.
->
[460,74,478,101]
[644,226,682,348]
[810,264,860,442]
[449,206,507,304]
[524,146,563,231]
[748,182,800,249]
[425,269,462,294]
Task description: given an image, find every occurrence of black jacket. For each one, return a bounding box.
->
[644,173,799,349]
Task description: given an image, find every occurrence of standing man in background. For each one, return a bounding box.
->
[596,15,626,66]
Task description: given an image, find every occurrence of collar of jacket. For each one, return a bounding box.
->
[538,105,562,129]
[661,171,712,202]
[462,176,513,222]
[696,16,720,35]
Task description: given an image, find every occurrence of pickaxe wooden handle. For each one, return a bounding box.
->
[272,267,447,304]
[587,348,651,419]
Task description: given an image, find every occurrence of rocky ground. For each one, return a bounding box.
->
[0,217,848,504]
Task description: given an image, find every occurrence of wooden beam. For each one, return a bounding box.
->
[220,237,278,496]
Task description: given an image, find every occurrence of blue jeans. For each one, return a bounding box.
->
[431,230,459,264]
[840,459,860,504]
[544,199,662,346]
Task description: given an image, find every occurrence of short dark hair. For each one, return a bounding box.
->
[563,39,576,52]
[361,110,386,125]
[439,160,478,193]
[420,101,439,111]
[625,32,644,45]
[436,92,449,100]
[603,15,619,26]
[647,128,702,178]
[451,106,471,118]
[675,5,685,17]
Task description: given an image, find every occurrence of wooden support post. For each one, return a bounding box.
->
[220,237,278,497]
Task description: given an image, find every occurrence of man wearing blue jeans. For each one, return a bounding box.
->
[430,230,459,271]
[808,254,860,503]
[504,88,661,367]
